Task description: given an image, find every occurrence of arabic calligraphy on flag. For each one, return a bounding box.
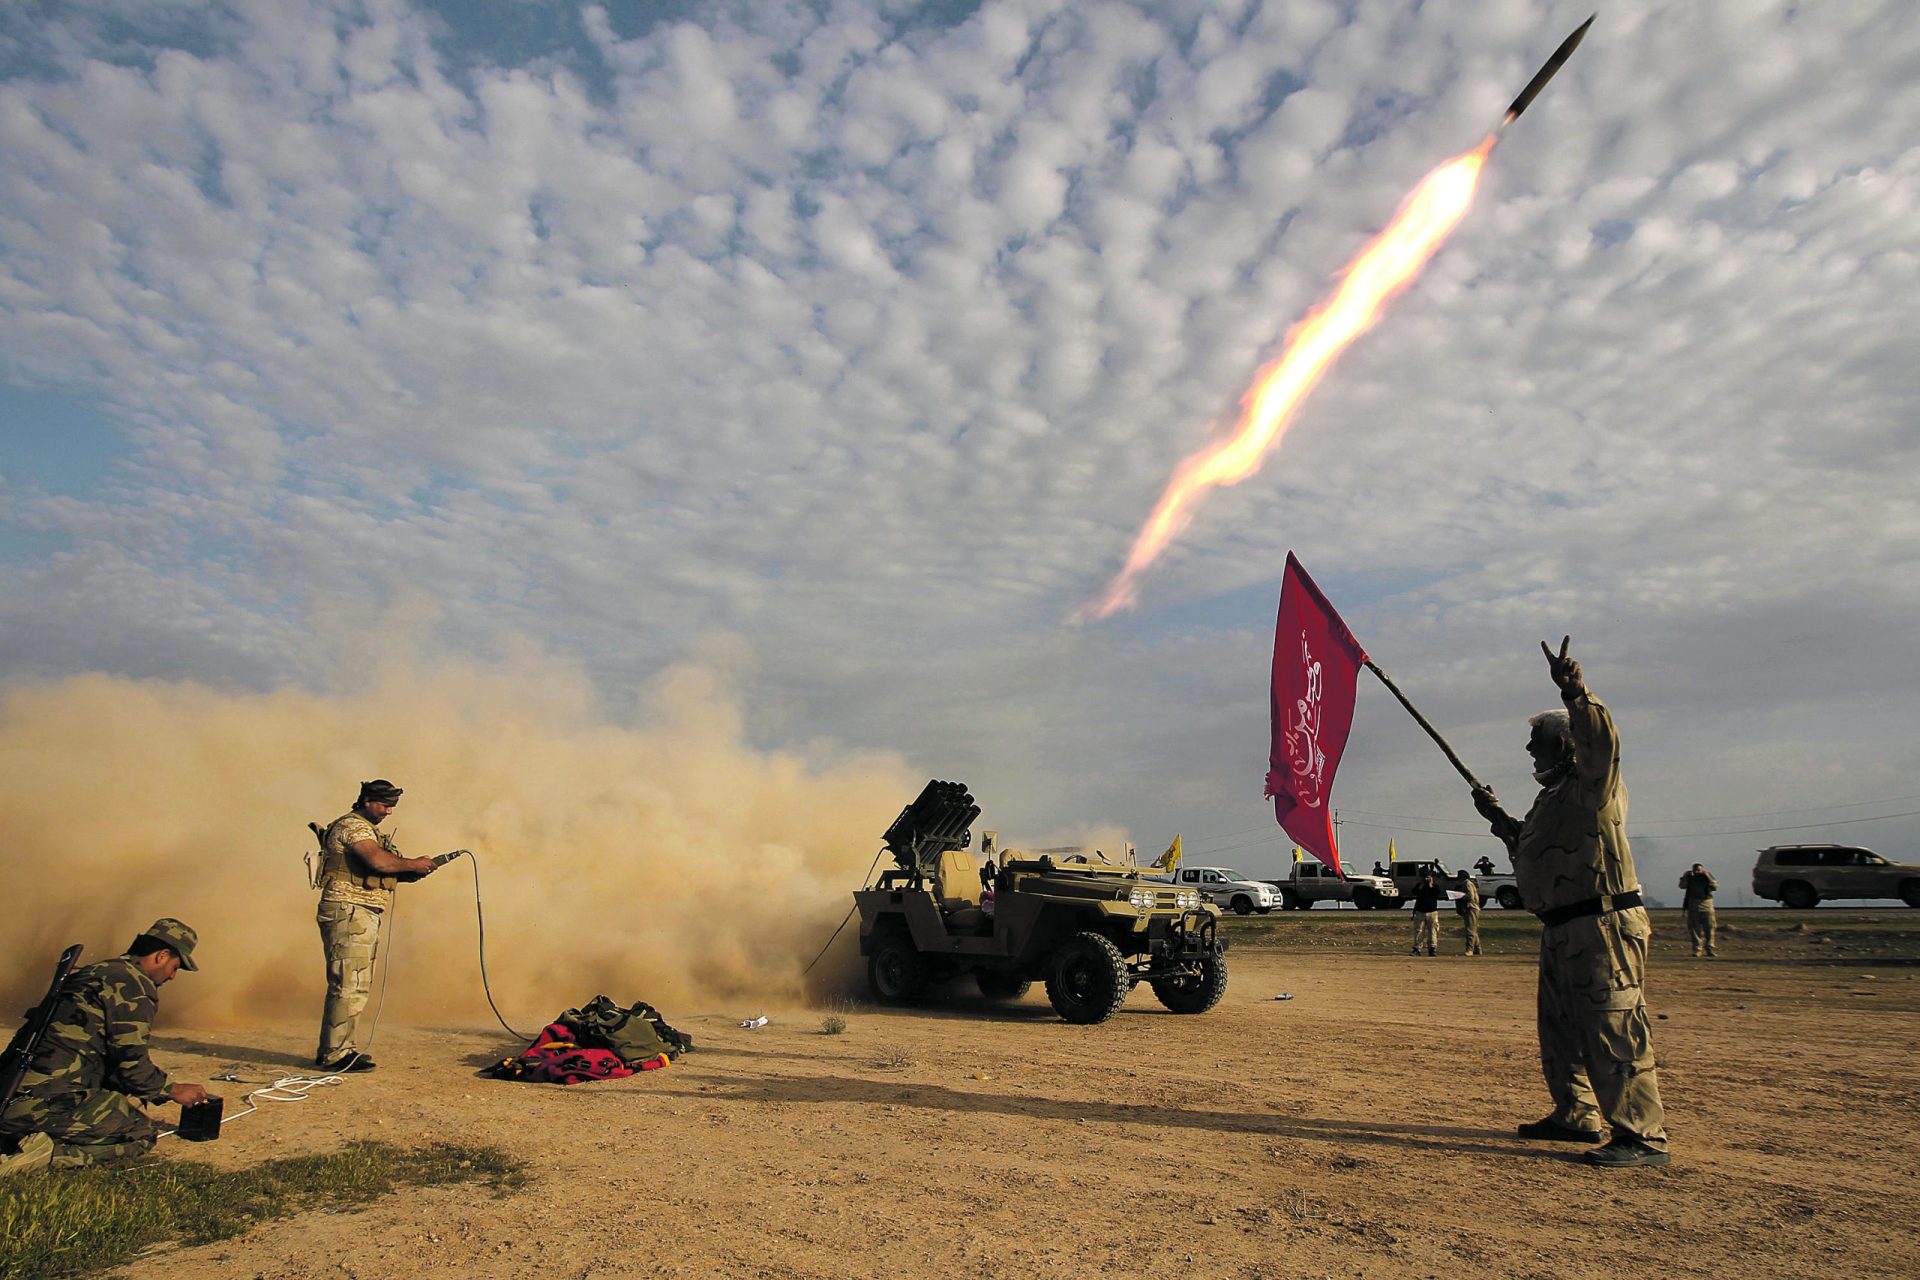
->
[1265,553,1367,875]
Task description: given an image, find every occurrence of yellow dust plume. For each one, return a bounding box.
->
[0,643,918,1032]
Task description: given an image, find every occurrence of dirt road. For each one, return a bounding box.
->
[111,915,1917,1279]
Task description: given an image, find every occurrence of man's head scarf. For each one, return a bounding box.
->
[357,778,404,805]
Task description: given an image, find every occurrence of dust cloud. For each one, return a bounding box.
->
[0,645,919,1035]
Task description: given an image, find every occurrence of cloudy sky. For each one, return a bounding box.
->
[3,0,1916,903]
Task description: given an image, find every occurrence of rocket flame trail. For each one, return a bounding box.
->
[1080,14,1595,620]
[1084,134,1497,620]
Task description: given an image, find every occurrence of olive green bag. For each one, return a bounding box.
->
[563,995,695,1061]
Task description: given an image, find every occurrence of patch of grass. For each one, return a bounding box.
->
[820,1013,849,1035]
[873,1045,915,1070]
[0,1140,525,1278]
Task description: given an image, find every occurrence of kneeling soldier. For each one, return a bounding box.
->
[1,919,216,1175]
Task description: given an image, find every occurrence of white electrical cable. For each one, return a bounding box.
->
[158,1071,346,1139]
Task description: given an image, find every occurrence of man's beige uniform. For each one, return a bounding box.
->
[316,812,395,1063]
[1455,874,1483,955]
[1679,869,1718,957]
[1498,690,1668,1150]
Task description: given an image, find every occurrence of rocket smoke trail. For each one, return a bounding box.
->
[1083,17,1597,620]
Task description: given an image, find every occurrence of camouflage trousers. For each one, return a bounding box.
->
[1686,903,1717,956]
[316,899,384,1063]
[1,1086,158,1169]
[1410,911,1439,955]
[1457,908,1483,955]
[1536,907,1667,1148]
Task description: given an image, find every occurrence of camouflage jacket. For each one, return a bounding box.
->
[3,956,171,1103]
[1512,689,1643,916]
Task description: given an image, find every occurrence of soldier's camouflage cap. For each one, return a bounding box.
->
[144,918,199,970]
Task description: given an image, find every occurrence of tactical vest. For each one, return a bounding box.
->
[319,814,399,894]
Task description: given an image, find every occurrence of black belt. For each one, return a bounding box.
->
[1537,890,1643,928]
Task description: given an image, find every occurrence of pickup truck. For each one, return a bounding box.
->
[1386,860,1523,910]
[1262,861,1399,910]
[1147,866,1280,915]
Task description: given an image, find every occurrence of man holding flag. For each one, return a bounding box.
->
[1263,555,1667,1166]
[1470,638,1670,1168]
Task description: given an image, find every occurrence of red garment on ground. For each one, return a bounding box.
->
[500,1022,673,1084]
[514,1022,636,1084]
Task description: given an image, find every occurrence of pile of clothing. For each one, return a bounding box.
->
[481,995,695,1084]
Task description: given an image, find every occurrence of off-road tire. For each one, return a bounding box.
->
[1150,953,1228,1015]
[1045,932,1130,1024]
[1780,881,1819,910]
[975,971,1032,1001]
[867,931,926,1004]
[1230,895,1254,916]
[1901,880,1920,909]
[1495,885,1522,910]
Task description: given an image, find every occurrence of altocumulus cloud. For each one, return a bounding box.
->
[0,0,1915,877]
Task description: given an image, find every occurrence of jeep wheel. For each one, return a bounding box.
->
[1278,889,1302,910]
[1780,881,1819,910]
[867,933,926,1004]
[1045,932,1130,1024]
[975,971,1032,1001]
[1230,895,1254,916]
[1902,880,1920,909]
[1495,885,1522,911]
[1151,954,1228,1015]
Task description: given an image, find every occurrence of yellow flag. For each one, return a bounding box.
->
[1153,835,1182,872]
[1388,838,1398,865]
[1292,847,1303,863]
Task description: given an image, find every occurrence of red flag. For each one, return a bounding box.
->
[1265,552,1367,875]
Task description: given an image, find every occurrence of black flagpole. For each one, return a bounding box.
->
[1363,658,1486,790]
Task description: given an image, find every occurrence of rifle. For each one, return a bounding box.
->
[0,944,84,1117]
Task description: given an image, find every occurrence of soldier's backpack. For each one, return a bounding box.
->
[564,994,695,1061]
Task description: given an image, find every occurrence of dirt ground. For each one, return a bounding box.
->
[74,912,1920,1277]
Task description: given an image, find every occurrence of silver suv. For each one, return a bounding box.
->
[1751,845,1920,909]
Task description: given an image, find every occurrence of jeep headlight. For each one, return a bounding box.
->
[1129,888,1156,908]
[1177,890,1201,910]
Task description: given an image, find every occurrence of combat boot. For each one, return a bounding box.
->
[0,1132,54,1177]
[1516,1117,1604,1144]
[1584,1136,1670,1168]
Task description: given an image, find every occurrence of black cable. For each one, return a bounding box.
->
[801,847,886,977]
[462,852,532,1042]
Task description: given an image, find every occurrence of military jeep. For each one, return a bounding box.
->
[854,780,1228,1024]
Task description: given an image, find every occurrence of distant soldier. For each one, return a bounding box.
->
[1474,855,1497,876]
[1408,873,1442,957]
[314,779,439,1072]
[1454,869,1483,956]
[1678,864,1719,958]
[0,919,216,1174]
[1470,637,1669,1168]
